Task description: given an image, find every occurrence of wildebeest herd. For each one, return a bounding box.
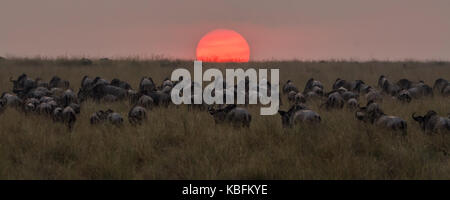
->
[0,73,449,134]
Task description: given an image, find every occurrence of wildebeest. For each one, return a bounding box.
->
[10,74,37,97]
[52,107,63,122]
[341,90,359,101]
[148,90,171,107]
[60,89,78,107]
[365,87,383,103]
[161,78,174,89]
[78,76,116,102]
[139,77,156,95]
[26,86,51,99]
[90,109,113,125]
[136,95,154,109]
[91,82,127,101]
[208,104,251,127]
[396,78,412,90]
[320,90,344,110]
[433,78,449,96]
[433,78,448,92]
[412,111,450,133]
[1,92,23,108]
[355,101,407,134]
[22,98,39,113]
[304,78,324,96]
[397,90,412,103]
[278,103,321,128]
[287,91,298,103]
[333,79,366,93]
[442,84,450,97]
[287,91,306,104]
[111,78,132,90]
[382,80,401,96]
[378,75,388,89]
[68,103,81,114]
[294,92,306,104]
[407,81,433,98]
[81,76,94,89]
[37,102,53,115]
[346,98,359,110]
[282,80,299,94]
[128,106,147,125]
[108,112,124,126]
[49,76,70,89]
[127,89,140,105]
[62,106,76,130]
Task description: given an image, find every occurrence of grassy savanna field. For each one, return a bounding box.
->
[0,58,449,179]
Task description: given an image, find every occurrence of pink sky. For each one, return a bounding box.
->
[0,0,449,61]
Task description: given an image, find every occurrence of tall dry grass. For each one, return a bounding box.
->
[0,58,449,179]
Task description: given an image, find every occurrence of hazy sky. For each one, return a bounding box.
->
[1,0,449,60]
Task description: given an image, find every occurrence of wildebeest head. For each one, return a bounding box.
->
[1,93,23,107]
[278,103,316,127]
[333,78,344,90]
[208,104,237,123]
[382,80,401,96]
[209,104,251,127]
[353,80,365,90]
[81,75,94,89]
[321,91,344,110]
[128,106,147,125]
[23,98,39,113]
[137,95,154,109]
[355,100,384,123]
[282,80,298,94]
[49,76,65,89]
[10,74,26,89]
[11,74,37,96]
[397,79,412,90]
[278,110,291,127]
[378,75,387,88]
[108,112,124,126]
[413,110,450,133]
[397,89,412,103]
[209,104,235,116]
[52,107,63,122]
[278,104,307,122]
[441,84,450,97]
[162,78,174,88]
[304,78,323,92]
[347,98,358,110]
[61,89,78,107]
[139,77,156,94]
[412,110,437,131]
[433,78,448,92]
[90,109,113,125]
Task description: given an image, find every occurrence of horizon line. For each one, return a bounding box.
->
[1,55,449,63]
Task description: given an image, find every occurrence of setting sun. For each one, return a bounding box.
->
[196,29,250,62]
